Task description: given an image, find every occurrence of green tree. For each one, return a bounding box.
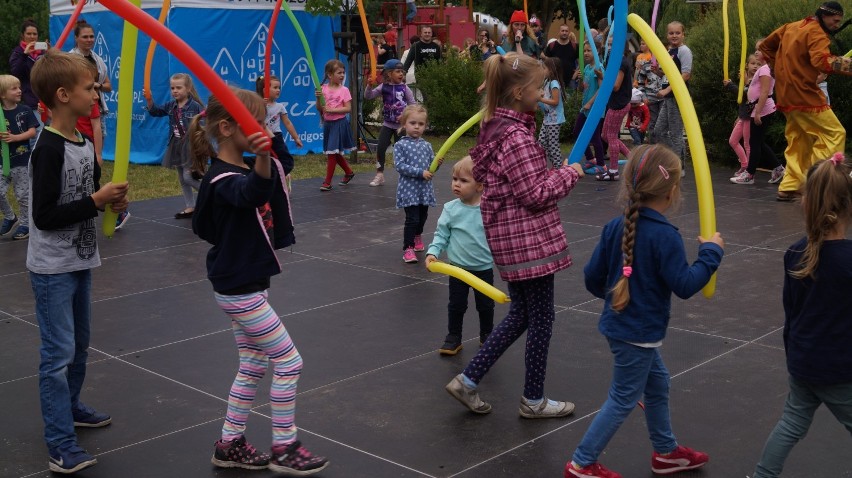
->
[1,0,50,75]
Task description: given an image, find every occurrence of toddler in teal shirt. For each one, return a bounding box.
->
[426,156,495,355]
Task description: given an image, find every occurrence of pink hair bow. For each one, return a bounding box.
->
[828,152,844,166]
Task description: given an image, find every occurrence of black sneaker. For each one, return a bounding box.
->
[211,435,270,470]
[49,444,97,474]
[269,441,328,475]
[439,336,463,356]
[480,333,490,347]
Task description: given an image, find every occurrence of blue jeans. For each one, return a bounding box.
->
[572,338,677,466]
[406,0,417,21]
[31,270,92,452]
[753,376,852,478]
[629,128,645,146]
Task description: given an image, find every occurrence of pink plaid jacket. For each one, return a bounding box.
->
[471,108,580,282]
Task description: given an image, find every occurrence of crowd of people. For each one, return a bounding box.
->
[4,1,851,477]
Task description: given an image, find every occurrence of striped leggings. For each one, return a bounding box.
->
[538,123,563,168]
[215,290,303,447]
[601,103,631,171]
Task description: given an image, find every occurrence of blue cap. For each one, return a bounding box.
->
[384,59,404,70]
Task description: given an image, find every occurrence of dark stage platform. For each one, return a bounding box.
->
[2,165,849,478]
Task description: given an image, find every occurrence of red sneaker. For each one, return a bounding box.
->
[651,445,709,474]
[565,461,622,478]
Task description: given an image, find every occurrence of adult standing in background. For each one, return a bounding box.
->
[9,19,47,110]
[759,1,851,201]
[70,21,112,121]
[544,24,579,89]
[402,26,441,102]
[530,15,546,51]
[502,11,541,58]
[402,26,442,74]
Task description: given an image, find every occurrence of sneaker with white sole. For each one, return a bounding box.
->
[768,165,785,184]
[369,172,385,186]
[730,171,754,184]
[72,402,111,427]
[651,445,709,474]
[403,247,418,263]
[565,461,622,478]
[48,445,97,474]
[413,235,425,251]
[269,441,328,475]
[445,374,492,414]
[115,211,130,230]
[12,225,29,240]
[731,167,746,179]
[519,396,575,418]
[211,435,270,470]
[0,215,17,236]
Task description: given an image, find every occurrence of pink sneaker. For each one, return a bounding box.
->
[565,461,622,478]
[651,445,708,474]
[413,235,425,251]
[403,247,418,263]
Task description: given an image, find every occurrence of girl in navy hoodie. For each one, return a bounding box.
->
[189,89,327,476]
[566,145,724,478]
[752,153,852,478]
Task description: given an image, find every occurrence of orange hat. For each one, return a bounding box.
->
[509,10,528,25]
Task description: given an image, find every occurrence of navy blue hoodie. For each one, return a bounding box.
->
[192,156,295,293]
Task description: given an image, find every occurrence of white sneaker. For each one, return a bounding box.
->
[369,172,385,187]
[768,165,785,184]
[519,396,575,419]
[730,171,754,185]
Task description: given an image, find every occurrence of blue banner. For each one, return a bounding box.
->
[51,7,338,164]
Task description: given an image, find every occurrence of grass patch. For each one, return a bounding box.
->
[100,134,479,201]
[2,134,480,209]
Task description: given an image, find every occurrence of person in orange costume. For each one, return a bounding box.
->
[759,1,851,201]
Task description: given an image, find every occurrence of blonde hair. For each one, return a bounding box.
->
[188,88,266,176]
[452,155,476,178]
[30,49,92,109]
[397,104,428,133]
[610,145,683,312]
[790,153,852,280]
[481,52,545,121]
[171,73,203,106]
[0,74,21,99]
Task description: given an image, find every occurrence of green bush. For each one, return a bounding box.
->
[685,0,852,162]
[415,53,484,135]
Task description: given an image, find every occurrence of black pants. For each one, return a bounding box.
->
[403,205,428,249]
[447,268,495,340]
[746,112,780,175]
[376,126,399,172]
[272,132,295,175]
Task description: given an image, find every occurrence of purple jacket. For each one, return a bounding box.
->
[9,45,41,108]
[470,108,579,282]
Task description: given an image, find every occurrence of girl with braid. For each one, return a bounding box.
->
[565,145,724,478]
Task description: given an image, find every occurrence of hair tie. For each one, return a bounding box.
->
[199,109,207,117]
[632,146,654,188]
[498,55,505,63]
[622,266,633,278]
[828,152,844,166]
[658,164,670,179]
[819,5,842,16]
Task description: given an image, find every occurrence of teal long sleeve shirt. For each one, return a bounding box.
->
[426,199,493,271]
